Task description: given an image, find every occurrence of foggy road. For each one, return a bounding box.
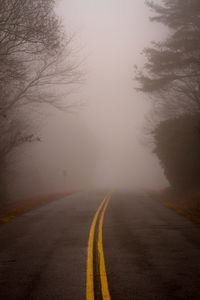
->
[0,191,200,300]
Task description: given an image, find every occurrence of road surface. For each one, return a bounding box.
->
[0,191,200,299]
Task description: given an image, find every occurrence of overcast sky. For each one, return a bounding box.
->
[14,0,168,197]
[54,0,168,189]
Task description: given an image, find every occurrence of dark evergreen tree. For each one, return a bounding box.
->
[135,1,200,191]
[136,0,200,116]
[154,115,200,190]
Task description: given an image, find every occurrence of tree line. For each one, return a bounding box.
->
[136,0,200,191]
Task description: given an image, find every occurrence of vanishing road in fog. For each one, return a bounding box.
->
[0,191,200,300]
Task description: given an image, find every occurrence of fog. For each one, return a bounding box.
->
[10,0,168,198]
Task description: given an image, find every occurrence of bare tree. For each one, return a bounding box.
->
[0,0,82,203]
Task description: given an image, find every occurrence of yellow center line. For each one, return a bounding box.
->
[98,193,112,300]
[86,193,108,300]
[86,192,112,300]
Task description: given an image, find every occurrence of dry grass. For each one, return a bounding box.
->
[0,192,71,225]
[149,188,200,225]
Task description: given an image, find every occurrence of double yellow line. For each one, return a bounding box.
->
[86,192,112,300]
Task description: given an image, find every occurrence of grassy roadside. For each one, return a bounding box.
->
[0,192,72,225]
[149,188,200,225]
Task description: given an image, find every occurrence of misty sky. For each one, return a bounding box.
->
[13,0,168,197]
[56,0,167,189]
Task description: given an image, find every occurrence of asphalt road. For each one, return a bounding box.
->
[0,191,200,300]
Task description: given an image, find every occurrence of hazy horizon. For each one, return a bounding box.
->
[9,0,168,198]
